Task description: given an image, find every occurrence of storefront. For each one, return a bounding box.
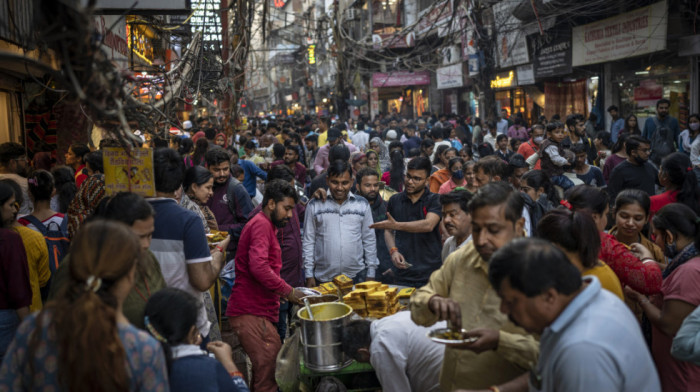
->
[491,69,542,124]
[437,63,477,116]
[371,71,430,119]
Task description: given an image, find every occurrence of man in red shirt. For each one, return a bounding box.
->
[517,124,544,170]
[226,179,305,392]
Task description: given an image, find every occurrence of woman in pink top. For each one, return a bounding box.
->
[507,118,529,141]
[625,203,700,391]
[650,152,700,219]
[438,158,466,194]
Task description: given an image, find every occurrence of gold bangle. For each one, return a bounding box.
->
[488,386,500,392]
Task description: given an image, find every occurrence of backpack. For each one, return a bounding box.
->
[21,215,70,274]
[650,117,675,165]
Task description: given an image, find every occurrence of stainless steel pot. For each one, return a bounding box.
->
[297,302,353,372]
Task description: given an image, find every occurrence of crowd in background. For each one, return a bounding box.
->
[1,98,700,391]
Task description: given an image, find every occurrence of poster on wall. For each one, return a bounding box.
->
[437,64,464,90]
[103,148,155,197]
[572,0,668,66]
[493,1,530,68]
[530,30,572,79]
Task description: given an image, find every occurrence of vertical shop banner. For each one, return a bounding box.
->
[370,89,379,119]
[530,30,572,79]
[572,0,668,66]
[103,148,155,197]
[493,1,530,68]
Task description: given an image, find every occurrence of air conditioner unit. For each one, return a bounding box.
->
[346,8,360,21]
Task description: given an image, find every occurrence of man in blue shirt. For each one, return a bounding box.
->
[642,98,681,146]
[608,105,625,143]
[229,149,267,198]
[485,238,660,392]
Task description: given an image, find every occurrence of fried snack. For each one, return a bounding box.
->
[206,233,226,243]
[332,274,354,289]
[320,282,338,294]
[355,281,381,290]
[397,287,415,299]
[437,330,467,340]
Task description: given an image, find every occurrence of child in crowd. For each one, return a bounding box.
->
[539,121,575,190]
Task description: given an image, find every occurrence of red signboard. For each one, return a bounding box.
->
[372,71,431,88]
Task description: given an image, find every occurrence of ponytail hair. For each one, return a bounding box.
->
[28,169,55,202]
[651,203,700,249]
[29,220,141,392]
[536,209,601,269]
[51,166,77,213]
[143,288,200,370]
[564,184,608,215]
[660,152,700,215]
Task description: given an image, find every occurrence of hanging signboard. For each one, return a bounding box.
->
[572,0,668,66]
[493,1,530,68]
[103,148,155,197]
[517,64,535,86]
[530,30,572,79]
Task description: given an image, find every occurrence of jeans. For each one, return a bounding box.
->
[0,310,20,363]
[550,175,575,190]
[352,268,368,284]
[276,300,293,342]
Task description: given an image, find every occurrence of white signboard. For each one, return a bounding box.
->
[437,64,464,90]
[517,64,535,86]
[572,1,668,66]
[94,15,128,69]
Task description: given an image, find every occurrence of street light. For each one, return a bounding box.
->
[322,98,328,103]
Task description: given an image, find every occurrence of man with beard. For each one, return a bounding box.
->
[226,179,306,392]
[409,182,539,391]
[607,135,657,202]
[440,189,473,261]
[205,148,254,255]
[642,98,681,147]
[303,160,378,286]
[356,167,393,283]
[562,114,597,164]
[271,145,306,186]
[0,142,32,214]
[371,157,442,287]
[247,165,306,341]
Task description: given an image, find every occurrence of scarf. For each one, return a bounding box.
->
[663,243,699,278]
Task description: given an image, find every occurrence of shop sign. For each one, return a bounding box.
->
[530,30,572,79]
[95,16,128,68]
[416,0,453,37]
[572,0,668,66]
[517,64,535,86]
[371,71,431,88]
[103,148,155,197]
[633,80,663,103]
[307,45,316,65]
[372,32,415,50]
[490,71,517,89]
[493,1,530,68]
[126,19,156,65]
[437,64,464,90]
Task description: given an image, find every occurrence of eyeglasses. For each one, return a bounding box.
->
[405,174,426,183]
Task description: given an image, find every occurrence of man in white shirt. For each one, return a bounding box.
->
[342,311,446,392]
[440,189,473,261]
[497,109,510,135]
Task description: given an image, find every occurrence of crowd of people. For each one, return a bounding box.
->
[1,98,700,391]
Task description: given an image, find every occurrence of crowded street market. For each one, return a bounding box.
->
[1,0,700,391]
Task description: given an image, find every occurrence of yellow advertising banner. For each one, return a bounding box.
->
[103,148,155,197]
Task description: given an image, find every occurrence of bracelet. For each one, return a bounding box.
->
[641,257,655,264]
[229,371,243,378]
[640,298,651,304]
[488,386,500,392]
[215,245,224,253]
[389,247,399,255]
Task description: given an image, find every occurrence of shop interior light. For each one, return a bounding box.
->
[673,80,682,83]
[635,71,649,75]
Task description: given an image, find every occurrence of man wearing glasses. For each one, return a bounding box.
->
[0,143,32,214]
[607,135,657,202]
[371,156,442,287]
